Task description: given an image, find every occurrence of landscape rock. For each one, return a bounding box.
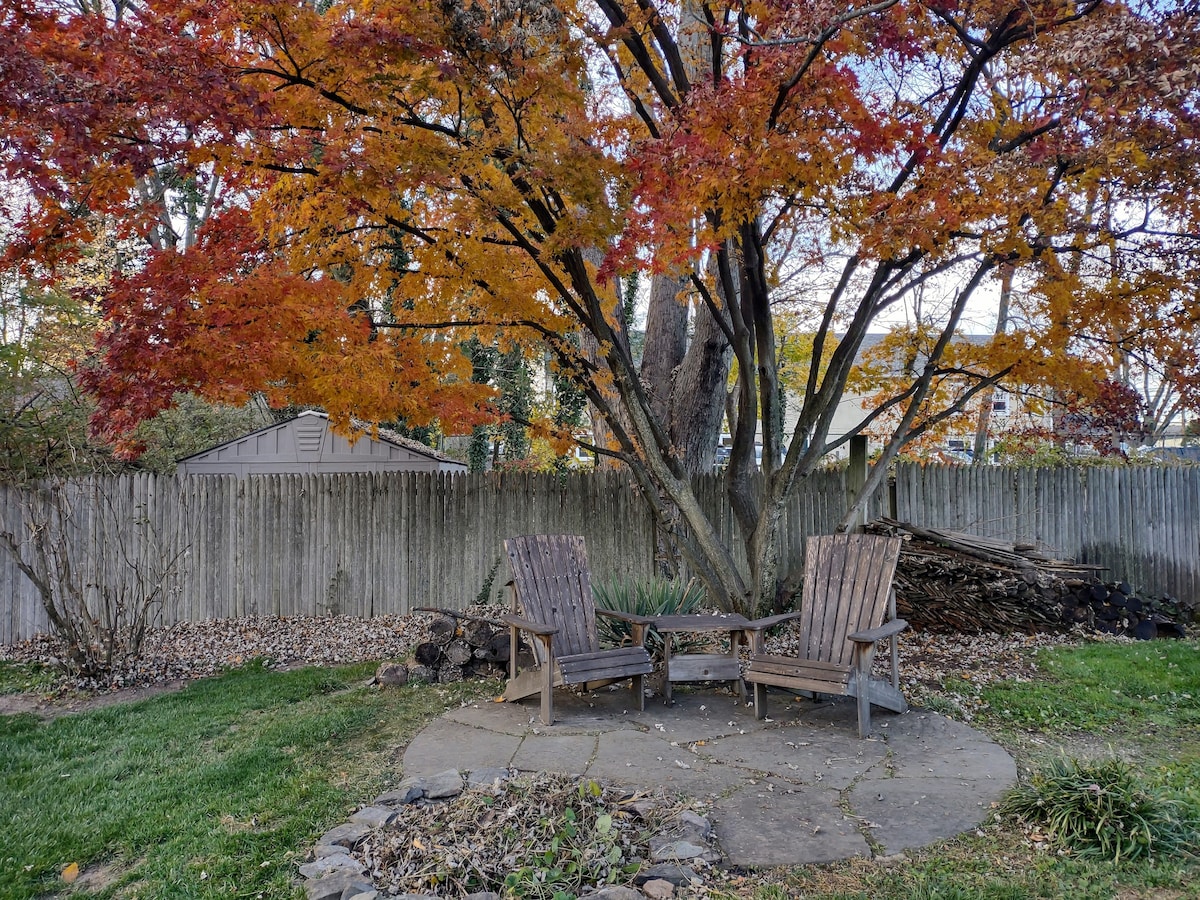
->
[648,837,712,863]
[415,769,465,799]
[374,785,423,806]
[641,879,676,899]
[632,864,700,887]
[304,872,368,900]
[298,852,366,879]
[314,844,354,858]
[348,805,397,828]
[584,887,644,900]
[317,823,370,849]
[675,811,712,839]
[621,798,658,820]
[466,767,512,789]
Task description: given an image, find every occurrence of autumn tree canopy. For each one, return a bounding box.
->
[2,0,1198,613]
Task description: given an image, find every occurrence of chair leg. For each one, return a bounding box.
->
[753,682,769,720]
[631,674,645,711]
[855,668,871,738]
[540,660,554,725]
[852,642,877,738]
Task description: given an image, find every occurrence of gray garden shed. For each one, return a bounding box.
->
[176,410,467,476]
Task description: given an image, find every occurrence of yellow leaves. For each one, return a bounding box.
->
[61,863,79,884]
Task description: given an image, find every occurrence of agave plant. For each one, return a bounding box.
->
[593,576,708,658]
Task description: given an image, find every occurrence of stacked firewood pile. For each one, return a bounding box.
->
[375,609,519,686]
[1059,581,1191,639]
[869,519,1193,638]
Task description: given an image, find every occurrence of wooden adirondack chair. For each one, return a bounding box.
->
[500,534,654,725]
[742,533,908,737]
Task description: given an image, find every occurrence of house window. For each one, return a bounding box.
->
[992,391,1009,415]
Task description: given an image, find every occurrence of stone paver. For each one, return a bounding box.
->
[397,685,1018,869]
[712,780,871,865]
[510,732,598,773]
[590,731,732,798]
[704,727,887,788]
[848,774,1007,854]
[401,717,524,776]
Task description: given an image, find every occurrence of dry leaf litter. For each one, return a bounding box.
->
[1,608,1083,714]
[0,611,443,694]
[352,771,711,898]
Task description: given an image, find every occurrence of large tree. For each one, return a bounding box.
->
[2,0,1198,614]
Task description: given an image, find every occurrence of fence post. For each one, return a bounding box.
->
[847,435,868,532]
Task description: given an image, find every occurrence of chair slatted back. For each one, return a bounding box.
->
[504,534,599,659]
[798,533,902,668]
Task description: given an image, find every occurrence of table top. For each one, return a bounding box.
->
[651,613,750,632]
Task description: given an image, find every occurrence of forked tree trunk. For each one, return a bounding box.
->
[640,273,688,427]
[669,298,732,477]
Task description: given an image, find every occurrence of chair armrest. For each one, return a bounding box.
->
[741,611,804,633]
[847,619,908,644]
[498,613,558,637]
[595,608,655,626]
[595,607,651,648]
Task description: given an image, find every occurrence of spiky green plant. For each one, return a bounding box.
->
[593,576,707,657]
[1001,756,1197,863]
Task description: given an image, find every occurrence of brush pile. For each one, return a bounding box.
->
[869,519,1193,638]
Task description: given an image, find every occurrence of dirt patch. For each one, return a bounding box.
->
[0,680,188,721]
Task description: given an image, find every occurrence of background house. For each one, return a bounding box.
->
[176,410,467,476]
[783,334,1051,461]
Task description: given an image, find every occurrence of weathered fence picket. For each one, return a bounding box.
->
[893,463,1200,608]
[1,464,1197,644]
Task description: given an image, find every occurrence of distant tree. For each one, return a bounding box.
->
[1055,380,1146,457]
[129,393,272,473]
[1183,419,1200,447]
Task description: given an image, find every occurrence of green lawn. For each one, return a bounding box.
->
[979,640,1200,744]
[0,661,493,899]
[0,660,60,696]
[2,640,1197,900]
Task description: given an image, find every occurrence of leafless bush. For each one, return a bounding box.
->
[0,478,189,677]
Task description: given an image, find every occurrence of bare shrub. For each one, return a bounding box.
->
[0,478,188,677]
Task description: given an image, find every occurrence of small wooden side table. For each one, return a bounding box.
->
[652,613,750,704]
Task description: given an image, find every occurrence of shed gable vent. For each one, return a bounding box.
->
[295,421,325,455]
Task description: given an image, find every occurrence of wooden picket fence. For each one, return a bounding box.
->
[1,464,1196,644]
[893,463,1200,605]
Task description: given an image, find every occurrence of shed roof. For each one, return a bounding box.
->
[176,410,467,476]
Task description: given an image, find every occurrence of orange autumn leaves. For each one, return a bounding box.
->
[79,210,489,456]
[1,0,1198,457]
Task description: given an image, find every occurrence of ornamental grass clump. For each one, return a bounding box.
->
[1001,757,1198,863]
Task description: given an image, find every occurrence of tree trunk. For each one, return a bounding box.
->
[663,0,732,480]
[640,273,688,427]
[669,290,732,477]
[973,264,1012,462]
